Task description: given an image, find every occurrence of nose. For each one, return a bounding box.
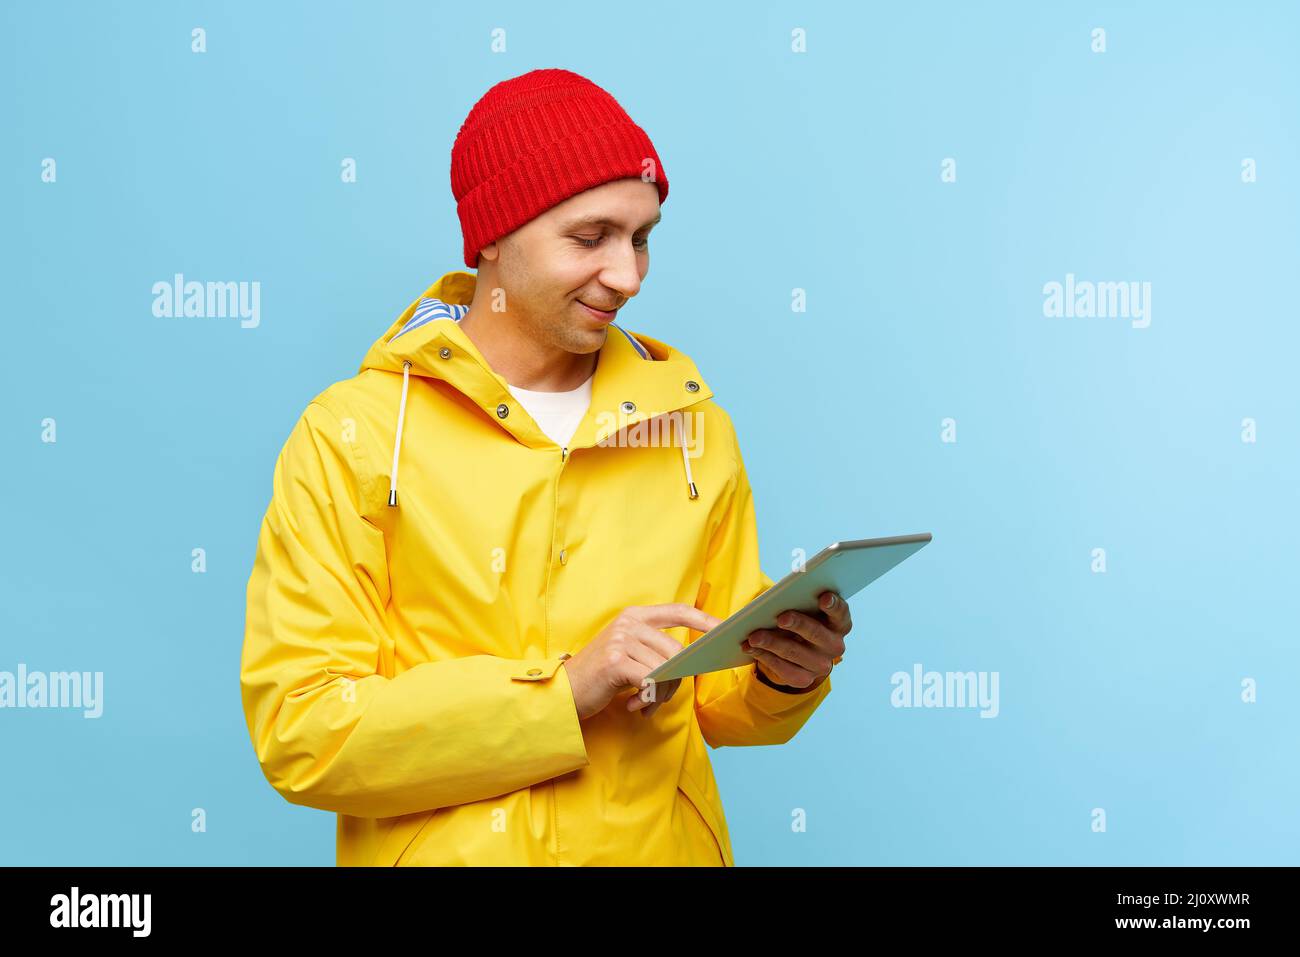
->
[597,236,645,303]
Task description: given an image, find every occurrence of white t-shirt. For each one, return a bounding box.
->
[506,373,594,449]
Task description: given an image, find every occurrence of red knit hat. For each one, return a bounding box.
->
[451,68,670,269]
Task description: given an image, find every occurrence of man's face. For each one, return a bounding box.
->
[481,177,662,355]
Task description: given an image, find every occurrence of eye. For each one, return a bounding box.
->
[573,234,652,250]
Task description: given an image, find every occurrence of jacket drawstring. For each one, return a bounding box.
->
[676,412,698,500]
[389,360,411,507]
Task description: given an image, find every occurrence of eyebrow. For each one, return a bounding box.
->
[557,212,662,232]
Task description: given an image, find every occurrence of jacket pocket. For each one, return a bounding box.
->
[676,776,733,867]
[373,810,439,866]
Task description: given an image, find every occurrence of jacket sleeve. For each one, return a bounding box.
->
[691,415,832,748]
[241,399,589,819]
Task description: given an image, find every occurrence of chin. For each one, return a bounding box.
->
[578,327,607,352]
[551,327,604,356]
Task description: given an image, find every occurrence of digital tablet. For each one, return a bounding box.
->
[644,533,932,684]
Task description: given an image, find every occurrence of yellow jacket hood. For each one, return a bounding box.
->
[240,270,832,866]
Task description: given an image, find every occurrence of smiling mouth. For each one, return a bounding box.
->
[578,300,619,317]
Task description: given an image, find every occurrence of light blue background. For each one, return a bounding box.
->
[3,0,1296,865]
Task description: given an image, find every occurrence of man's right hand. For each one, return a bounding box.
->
[562,603,722,720]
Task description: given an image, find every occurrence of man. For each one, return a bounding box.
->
[240,68,851,866]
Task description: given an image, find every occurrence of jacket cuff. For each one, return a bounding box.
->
[506,654,588,766]
[508,655,571,683]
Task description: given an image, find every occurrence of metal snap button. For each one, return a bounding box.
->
[526,668,542,677]
[620,400,636,414]
[559,548,568,565]
[496,403,509,418]
[439,347,451,359]
[685,380,700,392]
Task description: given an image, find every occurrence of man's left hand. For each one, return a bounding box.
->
[741,590,851,691]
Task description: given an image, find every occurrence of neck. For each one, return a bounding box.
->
[457,279,597,391]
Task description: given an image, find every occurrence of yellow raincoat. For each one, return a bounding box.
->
[240,270,832,866]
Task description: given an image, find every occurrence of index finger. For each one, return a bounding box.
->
[634,602,723,635]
